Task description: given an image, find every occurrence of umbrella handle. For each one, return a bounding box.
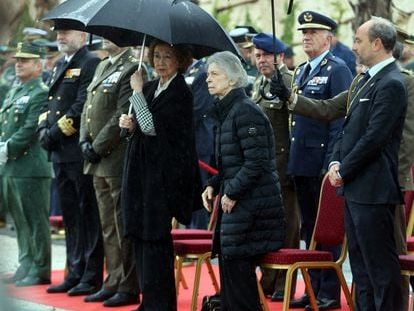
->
[260,62,280,100]
[120,34,147,138]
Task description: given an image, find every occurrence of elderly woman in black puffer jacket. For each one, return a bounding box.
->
[202,51,285,310]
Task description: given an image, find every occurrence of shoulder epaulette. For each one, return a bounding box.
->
[128,55,138,63]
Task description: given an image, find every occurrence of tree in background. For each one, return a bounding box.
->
[347,0,395,30]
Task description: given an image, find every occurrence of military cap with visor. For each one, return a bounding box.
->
[297,11,337,31]
[13,42,46,59]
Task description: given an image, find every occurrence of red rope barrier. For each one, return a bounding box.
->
[198,160,218,175]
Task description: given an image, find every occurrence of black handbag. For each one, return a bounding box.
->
[201,293,221,311]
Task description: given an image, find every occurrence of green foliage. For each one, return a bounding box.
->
[330,0,347,36]
[281,0,298,45]
[212,0,232,30]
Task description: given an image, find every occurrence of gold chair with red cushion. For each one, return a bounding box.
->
[257,174,354,311]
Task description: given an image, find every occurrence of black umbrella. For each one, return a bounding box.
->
[43,0,242,60]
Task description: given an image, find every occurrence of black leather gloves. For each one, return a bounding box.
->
[38,127,57,151]
[269,70,291,102]
[80,141,101,164]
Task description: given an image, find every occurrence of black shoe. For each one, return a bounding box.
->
[84,288,115,302]
[305,298,341,311]
[103,292,139,307]
[47,281,77,293]
[289,294,310,308]
[67,282,99,296]
[15,276,51,287]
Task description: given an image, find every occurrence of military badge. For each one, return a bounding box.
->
[304,12,313,22]
[102,71,122,85]
[64,68,81,79]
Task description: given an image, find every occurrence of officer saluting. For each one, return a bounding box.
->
[38,21,104,295]
[287,11,353,310]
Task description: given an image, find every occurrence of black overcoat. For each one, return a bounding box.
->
[122,74,201,240]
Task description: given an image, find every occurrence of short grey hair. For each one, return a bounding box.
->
[368,17,396,52]
[206,51,248,88]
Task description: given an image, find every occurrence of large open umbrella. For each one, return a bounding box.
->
[42,0,242,60]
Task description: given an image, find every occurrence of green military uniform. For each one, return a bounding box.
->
[0,64,16,103]
[252,64,300,295]
[0,69,52,282]
[0,63,16,223]
[79,48,138,296]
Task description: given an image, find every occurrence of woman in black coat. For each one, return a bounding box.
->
[202,51,285,310]
[119,40,201,311]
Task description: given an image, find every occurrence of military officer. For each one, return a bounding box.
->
[38,22,104,295]
[79,39,139,307]
[0,45,17,228]
[0,42,52,286]
[250,33,300,301]
[229,26,258,95]
[288,11,353,310]
[184,58,215,229]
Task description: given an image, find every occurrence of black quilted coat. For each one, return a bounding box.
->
[208,88,285,259]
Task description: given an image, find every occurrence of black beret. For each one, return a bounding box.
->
[297,11,337,31]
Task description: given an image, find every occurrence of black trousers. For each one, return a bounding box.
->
[219,255,261,311]
[345,200,402,311]
[134,236,176,311]
[294,176,341,301]
[53,162,103,286]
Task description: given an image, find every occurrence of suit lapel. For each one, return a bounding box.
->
[347,62,397,116]
[49,58,70,89]
[299,58,326,89]
[49,47,87,90]
[92,60,118,88]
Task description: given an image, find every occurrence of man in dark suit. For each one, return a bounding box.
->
[38,22,104,296]
[270,17,406,310]
[288,11,353,310]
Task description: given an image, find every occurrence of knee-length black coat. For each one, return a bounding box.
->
[208,88,285,258]
[122,74,201,240]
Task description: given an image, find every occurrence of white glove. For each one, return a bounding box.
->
[0,142,8,165]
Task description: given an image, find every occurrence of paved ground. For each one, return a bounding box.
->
[0,223,67,311]
[0,221,354,311]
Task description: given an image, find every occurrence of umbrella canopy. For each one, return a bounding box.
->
[42,0,242,60]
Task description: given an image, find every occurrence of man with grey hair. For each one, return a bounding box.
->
[270,17,406,310]
[287,10,352,310]
[38,22,103,296]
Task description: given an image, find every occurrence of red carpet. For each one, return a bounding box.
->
[6,266,351,310]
